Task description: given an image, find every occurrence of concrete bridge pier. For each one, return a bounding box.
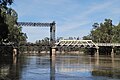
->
[50,47,56,80]
[111,46,114,57]
[13,48,18,64]
[95,47,99,57]
[50,47,56,58]
[13,48,17,57]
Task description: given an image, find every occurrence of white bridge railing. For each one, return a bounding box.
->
[96,43,120,46]
[56,40,98,48]
[56,39,120,48]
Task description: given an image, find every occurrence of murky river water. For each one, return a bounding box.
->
[0,55,120,80]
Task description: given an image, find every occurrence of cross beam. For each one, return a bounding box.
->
[17,22,51,27]
[17,21,56,46]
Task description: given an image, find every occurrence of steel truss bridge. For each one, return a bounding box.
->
[9,39,120,48]
[56,39,120,48]
[55,39,120,56]
[56,40,97,48]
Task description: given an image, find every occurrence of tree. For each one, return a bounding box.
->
[83,35,91,40]
[0,5,9,42]
[112,22,120,43]
[0,23,9,41]
[0,0,27,45]
[83,19,114,43]
[92,23,99,30]
[83,19,120,55]
[6,8,27,44]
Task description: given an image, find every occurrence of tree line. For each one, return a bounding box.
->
[83,19,120,43]
[83,19,120,55]
[0,0,27,55]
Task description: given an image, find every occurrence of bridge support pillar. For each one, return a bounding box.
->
[95,47,99,57]
[50,47,56,58]
[111,46,114,57]
[13,48,17,57]
[13,48,17,64]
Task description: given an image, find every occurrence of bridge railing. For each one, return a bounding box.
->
[96,43,120,46]
[56,39,120,48]
[56,40,98,48]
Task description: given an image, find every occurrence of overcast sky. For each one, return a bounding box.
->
[11,0,120,42]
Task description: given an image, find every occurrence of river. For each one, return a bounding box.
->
[0,54,120,80]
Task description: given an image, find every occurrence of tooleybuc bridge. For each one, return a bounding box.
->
[3,21,120,58]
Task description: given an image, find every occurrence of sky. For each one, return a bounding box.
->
[11,0,120,42]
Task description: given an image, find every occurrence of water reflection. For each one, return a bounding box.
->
[50,56,55,80]
[0,56,20,80]
[0,55,120,80]
[92,56,120,79]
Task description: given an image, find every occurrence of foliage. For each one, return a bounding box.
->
[0,23,9,41]
[35,37,50,52]
[112,23,120,43]
[83,19,120,55]
[83,19,120,43]
[0,1,27,45]
[5,8,27,44]
[20,37,50,53]
[0,0,13,6]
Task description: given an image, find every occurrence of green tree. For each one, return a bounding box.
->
[83,19,120,55]
[34,37,50,54]
[83,19,114,43]
[0,23,9,41]
[0,0,27,45]
[0,6,9,42]
[0,0,13,6]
